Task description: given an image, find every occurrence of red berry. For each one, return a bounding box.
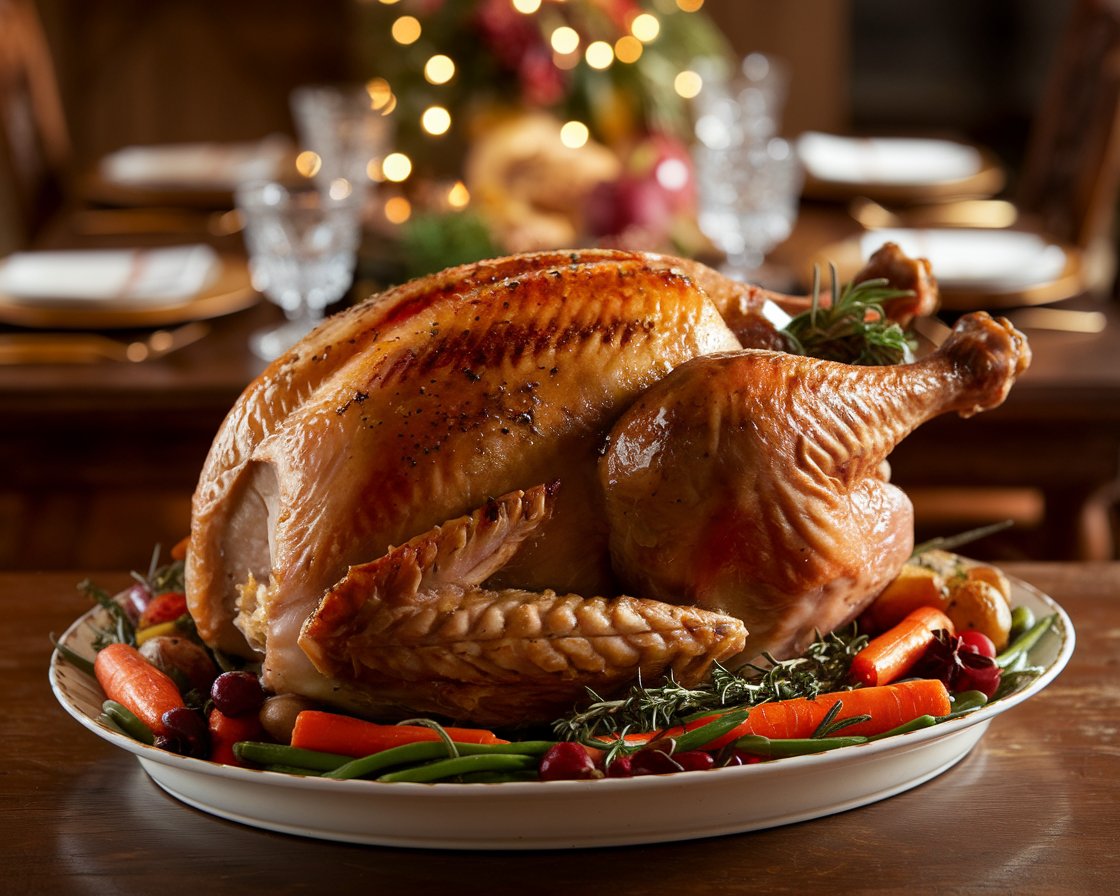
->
[210,671,265,717]
[538,742,600,781]
[673,750,716,772]
[630,748,682,776]
[958,630,997,658]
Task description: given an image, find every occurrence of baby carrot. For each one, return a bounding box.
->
[849,605,955,687]
[94,642,185,738]
[724,679,952,744]
[289,710,508,758]
[208,708,265,766]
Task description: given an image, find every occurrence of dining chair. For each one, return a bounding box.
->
[0,0,72,252]
[1016,0,1120,280]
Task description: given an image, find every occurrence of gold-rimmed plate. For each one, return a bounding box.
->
[0,254,258,329]
[798,133,1006,204]
[814,228,1085,311]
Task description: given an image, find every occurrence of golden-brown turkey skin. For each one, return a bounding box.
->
[600,311,1030,663]
[295,485,746,724]
[186,251,740,698]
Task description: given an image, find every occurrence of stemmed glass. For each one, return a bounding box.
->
[693,53,804,283]
[290,83,393,204]
[235,179,361,361]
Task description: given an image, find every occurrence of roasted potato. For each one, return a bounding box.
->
[945,578,1012,651]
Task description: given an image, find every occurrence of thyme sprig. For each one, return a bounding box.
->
[552,625,869,746]
[782,265,917,366]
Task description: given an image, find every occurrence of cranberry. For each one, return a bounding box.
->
[914,630,1003,698]
[958,630,997,659]
[673,750,716,772]
[630,748,683,776]
[159,707,209,758]
[538,742,600,781]
[210,671,265,717]
[729,750,765,766]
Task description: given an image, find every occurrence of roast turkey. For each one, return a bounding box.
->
[185,247,1028,725]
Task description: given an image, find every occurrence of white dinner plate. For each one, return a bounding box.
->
[50,568,1073,850]
[0,253,257,329]
[860,228,1069,291]
[797,132,1005,202]
[818,228,1085,311]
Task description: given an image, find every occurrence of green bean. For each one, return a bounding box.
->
[453,769,541,784]
[97,712,130,738]
[948,690,989,715]
[50,634,96,676]
[262,765,326,776]
[233,741,352,772]
[644,708,750,755]
[377,753,540,783]
[1008,605,1036,640]
[868,714,940,740]
[102,700,154,745]
[995,614,1055,668]
[733,734,868,758]
[323,740,555,781]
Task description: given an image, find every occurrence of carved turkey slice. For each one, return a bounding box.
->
[185,247,1027,725]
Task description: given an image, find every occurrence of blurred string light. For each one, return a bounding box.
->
[391,15,421,45]
[559,120,590,149]
[366,0,708,213]
[424,54,455,85]
[421,105,452,136]
[447,180,470,209]
[383,151,412,182]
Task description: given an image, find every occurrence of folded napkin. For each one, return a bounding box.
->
[0,244,221,306]
[860,228,1067,290]
[98,136,290,189]
[797,132,983,186]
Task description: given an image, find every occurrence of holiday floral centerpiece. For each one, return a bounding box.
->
[353,0,732,272]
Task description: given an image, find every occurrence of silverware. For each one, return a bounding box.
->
[0,321,210,364]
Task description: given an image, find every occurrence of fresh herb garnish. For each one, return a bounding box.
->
[782,265,917,366]
[551,625,869,745]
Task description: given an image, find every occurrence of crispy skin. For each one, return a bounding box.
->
[182,247,1009,727]
[186,250,742,714]
[299,486,746,724]
[601,312,1030,662]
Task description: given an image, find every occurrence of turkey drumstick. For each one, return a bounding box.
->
[601,312,1031,664]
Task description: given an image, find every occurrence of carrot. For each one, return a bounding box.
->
[717,679,952,745]
[94,642,185,738]
[849,605,955,687]
[593,679,953,749]
[289,710,508,758]
[208,708,265,766]
[170,536,190,561]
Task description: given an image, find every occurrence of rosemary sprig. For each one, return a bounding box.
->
[551,625,869,745]
[782,265,917,366]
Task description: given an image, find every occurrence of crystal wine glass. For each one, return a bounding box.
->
[235,179,361,361]
[693,53,803,283]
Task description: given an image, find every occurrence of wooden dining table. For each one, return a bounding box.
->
[3,561,1116,895]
